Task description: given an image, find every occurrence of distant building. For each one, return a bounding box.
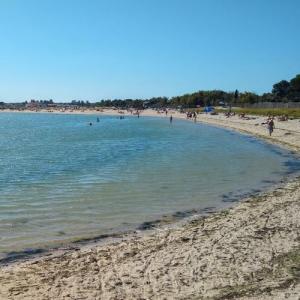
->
[26,100,40,108]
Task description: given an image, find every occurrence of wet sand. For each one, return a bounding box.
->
[0,109,299,299]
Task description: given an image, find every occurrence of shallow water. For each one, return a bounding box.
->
[0,113,299,259]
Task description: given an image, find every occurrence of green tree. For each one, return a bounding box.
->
[272,80,290,97]
[239,92,259,105]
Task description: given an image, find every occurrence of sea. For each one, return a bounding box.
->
[0,112,299,261]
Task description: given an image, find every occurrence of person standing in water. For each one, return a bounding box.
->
[170,115,173,123]
[268,118,275,136]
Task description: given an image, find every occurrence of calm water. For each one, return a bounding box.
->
[0,113,299,259]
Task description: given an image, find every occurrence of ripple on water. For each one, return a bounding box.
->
[0,113,299,258]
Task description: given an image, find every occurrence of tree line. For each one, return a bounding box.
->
[1,74,299,109]
[91,74,300,109]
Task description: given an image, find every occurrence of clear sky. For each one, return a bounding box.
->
[0,0,300,102]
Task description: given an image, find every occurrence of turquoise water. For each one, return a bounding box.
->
[0,113,299,259]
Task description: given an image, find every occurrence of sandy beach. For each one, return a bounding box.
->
[0,109,299,299]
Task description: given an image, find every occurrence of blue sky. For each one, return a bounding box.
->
[0,0,300,102]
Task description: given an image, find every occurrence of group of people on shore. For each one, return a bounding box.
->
[186,111,197,122]
[87,109,279,137]
[225,111,235,118]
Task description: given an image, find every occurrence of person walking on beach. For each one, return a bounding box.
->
[268,118,275,136]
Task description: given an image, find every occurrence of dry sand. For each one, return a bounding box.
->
[0,109,299,299]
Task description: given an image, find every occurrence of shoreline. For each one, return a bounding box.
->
[0,164,297,267]
[0,109,299,299]
[2,107,300,151]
